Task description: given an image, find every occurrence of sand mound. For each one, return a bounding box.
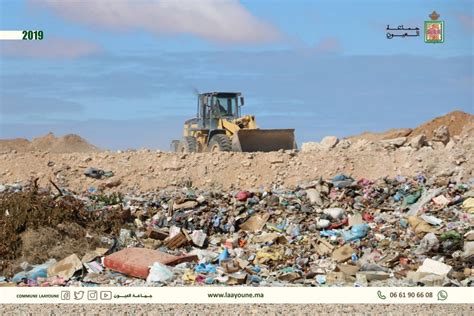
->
[0,138,30,152]
[348,110,473,142]
[347,128,412,142]
[410,111,473,139]
[0,132,99,153]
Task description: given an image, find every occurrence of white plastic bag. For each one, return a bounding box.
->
[146,262,174,283]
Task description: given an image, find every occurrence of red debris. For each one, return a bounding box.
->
[236,191,250,202]
[363,212,374,222]
[104,248,197,279]
[329,218,348,229]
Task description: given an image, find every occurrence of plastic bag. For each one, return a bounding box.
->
[146,262,174,283]
[342,224,369,241]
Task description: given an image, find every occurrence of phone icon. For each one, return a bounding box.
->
[377,290,387,300]
[437,290,448,301]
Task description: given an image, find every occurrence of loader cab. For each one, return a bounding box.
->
[198,92,243,123]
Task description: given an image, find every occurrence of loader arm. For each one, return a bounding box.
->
[218,115,258,137]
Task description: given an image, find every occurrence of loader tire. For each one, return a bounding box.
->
[208,134,232,152]
[178,136,198,153]
[170,140,180,152]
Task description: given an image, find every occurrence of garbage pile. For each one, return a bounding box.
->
[0,174,473,287]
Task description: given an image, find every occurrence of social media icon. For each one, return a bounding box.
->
[88,290,98,300]
[437,290,448,301]
[100,291,112,300]
[61,291,70,300]
[74,291,84,300]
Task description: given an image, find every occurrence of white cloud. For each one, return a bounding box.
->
[33,0,282,44]
[0,37,100,58]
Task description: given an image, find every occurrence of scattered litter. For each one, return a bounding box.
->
[1,172,472,287]
[416,258,452,276]
[146,262,174,283]
[420,214,442,226]
[84,167,114,179]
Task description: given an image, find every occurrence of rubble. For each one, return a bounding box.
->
[0,170,473,288]
[301,142,320,152]
[381,137,407,149]
[320,136,339,149]
[433,125,450,145]
[409,134,427,150]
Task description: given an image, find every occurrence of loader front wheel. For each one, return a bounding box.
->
[208,134,232,152]
[178,136,198,153]
[170,140,180,152]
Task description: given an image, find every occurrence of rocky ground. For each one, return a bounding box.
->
[1,111,472,194]
[0,133,472,194]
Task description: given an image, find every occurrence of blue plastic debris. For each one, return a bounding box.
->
[218,248,231,263]
[194,263,217,274]
[320,230,339,237]
[250,275,261,283]
[393,192,403,202]
[342,224,369,241]
[332,174,350,182]
[212,215,221,227]
[12,259,56,283]
[316,275,326,284]
[331,174,354,188]
[205,277,215,284]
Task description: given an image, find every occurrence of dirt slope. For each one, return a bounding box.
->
[348,110,473,142]
[0,132,99,153]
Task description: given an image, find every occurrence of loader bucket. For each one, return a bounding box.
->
[232,129,296,152]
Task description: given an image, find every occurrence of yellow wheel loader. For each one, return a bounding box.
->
[170,92,296,152]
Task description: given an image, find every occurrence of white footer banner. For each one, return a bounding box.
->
[0,287,472,304]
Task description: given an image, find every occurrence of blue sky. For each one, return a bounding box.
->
[0,0,473,149]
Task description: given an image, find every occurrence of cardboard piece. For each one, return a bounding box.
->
[146,227,169,240]
[240,213,270,232]
[164,230,189,249]
[331,244,354,263]
[416,258,452,276]
[407,216,439,235]
[81,248,109,263]
[336,264,360,276]
[312,238,335,256]
[253,232,279,243]
[173,200,198,210]
[356,271,390,281]
[47,254,83,279]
